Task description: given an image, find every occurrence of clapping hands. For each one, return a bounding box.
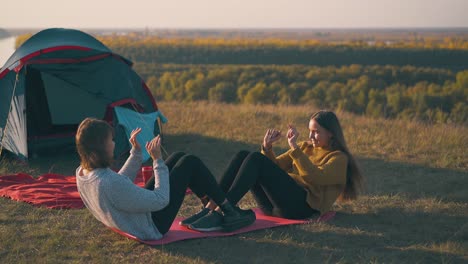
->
[263,124,299,150]
[146,135,162,160]
[129,128,162,160]
[287,124,299,149]
[263,129,282,150]
[129,128,142,151]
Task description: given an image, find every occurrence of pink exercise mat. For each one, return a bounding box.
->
[110,209,336,245]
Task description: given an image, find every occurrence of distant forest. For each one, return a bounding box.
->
[95,36,468,70]
[136,63,467,124]
[15,32,468,124]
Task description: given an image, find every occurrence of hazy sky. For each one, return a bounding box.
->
[1,0,467,28]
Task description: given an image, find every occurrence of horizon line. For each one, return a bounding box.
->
[4,26,468,30]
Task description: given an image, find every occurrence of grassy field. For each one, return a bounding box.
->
[0,102,467,263]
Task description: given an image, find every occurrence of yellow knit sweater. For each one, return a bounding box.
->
[261,141,348,214]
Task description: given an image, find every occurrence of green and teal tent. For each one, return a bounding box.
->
[0,28,166,160]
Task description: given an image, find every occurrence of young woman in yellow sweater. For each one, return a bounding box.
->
[185,110,364,229]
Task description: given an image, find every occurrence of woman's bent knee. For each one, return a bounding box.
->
[246,152,267,162]
[178,154,201,165]
[234,150,250,160]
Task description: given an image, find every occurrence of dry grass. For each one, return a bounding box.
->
[0,102,467,263]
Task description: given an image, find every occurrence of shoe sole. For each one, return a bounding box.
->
[187,225,223,232]
[179,221,189,227]
[179,218,204,227]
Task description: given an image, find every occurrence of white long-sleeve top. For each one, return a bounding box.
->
[76,148,170,240]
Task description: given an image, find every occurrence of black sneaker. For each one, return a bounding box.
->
[222,207,256,232]
[188,210,224,232]
[179,208,210,227]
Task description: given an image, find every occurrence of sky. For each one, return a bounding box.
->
[1,0,467,29]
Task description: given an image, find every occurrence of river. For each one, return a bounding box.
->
[0,37,16,68]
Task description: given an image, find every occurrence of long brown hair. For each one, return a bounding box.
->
[311,110,364,201]
[76,118,113,171]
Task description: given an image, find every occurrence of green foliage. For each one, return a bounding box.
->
[138,63,466,124]
[456,70,468,89]
[208,82,237,103]
[185,73,208,101]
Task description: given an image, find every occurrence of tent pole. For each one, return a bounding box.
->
[157,117,169,158]
[0,72,20,158]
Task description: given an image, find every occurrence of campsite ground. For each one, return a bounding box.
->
[0,102,467,263]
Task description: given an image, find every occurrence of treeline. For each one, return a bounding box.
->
[96,36,468,70]
[136,63,468,124]
[13,34,468,124]
[15,34,468,69]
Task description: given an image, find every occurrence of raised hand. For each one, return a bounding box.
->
[263,128,282,150]
[129,128,142,151]
[287,124,299,149]
[146,135,162,160]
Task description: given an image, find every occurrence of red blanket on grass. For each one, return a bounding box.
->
[0,172,146,209]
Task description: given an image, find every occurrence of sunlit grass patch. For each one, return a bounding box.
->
[0,102,467,263]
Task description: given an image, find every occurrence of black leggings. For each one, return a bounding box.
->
[219,151,319,219]
[144,152,226,234]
